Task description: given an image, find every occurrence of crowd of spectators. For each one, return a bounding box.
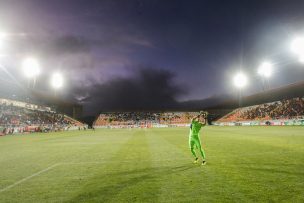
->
[95,112,158,126]
[94,112,198,127]
[218,97,304,122]
[159,112,197,124]
[0,101,83,135]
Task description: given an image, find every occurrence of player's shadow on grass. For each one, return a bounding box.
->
[171,164,198,172]
[66,163,196,203]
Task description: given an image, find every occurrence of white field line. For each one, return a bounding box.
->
[60,161,105,165]
[0,163,60,193]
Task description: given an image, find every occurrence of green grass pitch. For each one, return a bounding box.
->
[0,126,303,202]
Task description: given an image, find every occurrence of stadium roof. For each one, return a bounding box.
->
[209,80,304,109]
[29,90,81,108]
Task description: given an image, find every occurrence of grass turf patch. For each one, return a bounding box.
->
[0,126,303,202]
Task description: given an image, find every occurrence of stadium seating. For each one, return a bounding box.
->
[217,97,304,122]
[159,112,197,124]
[93,112,198,127]
[0,99,84,135]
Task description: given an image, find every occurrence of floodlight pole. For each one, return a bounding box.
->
[266,78,270,90]
[261,77,265,91]
[238,89,243,107]
[33,77,37,89]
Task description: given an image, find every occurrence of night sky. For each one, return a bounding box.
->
[1,0,304,115]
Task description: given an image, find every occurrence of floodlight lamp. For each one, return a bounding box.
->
[291,37,304,56]
[22,58,40,78]
[258,62,273,78]
[233,72,247,88]
[50,72,64,89]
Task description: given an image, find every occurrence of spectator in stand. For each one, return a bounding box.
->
[0,101,83,135]
[218,97,304,122]
[94,112,197,127]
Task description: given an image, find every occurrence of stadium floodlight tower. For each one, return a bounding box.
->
[258,61,273,91]
[50,72,64,96]
[22,57,40,88]
[291,37,304,63]
[233,72,248,107]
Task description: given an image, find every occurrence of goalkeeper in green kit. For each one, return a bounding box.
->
[189,111,208,165]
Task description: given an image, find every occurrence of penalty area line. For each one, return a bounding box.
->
[0,163,60,193]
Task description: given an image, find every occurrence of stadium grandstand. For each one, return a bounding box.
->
[214,97,304,126]
[0,97,85,136]
[94,81,304,128]
[211,81,304,126]
[93,112,198,128]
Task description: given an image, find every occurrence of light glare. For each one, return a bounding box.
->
[51,72,64,89]
[0,32,6,40]
[22,58,40,78]
[258,62,273,78]
[291,37,304,55]
[291,37,304,62]
[299,56,304,63]
[0,32,6,50]
[233,72,247,88]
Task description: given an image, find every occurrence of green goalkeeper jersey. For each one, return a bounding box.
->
[190,120,205,137]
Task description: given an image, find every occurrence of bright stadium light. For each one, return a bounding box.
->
[258,62,273,78]
[50,72,64,89]
[291,37,304,55]
[22,57,40,78]
[291,37,304,62]
[233,72,247,88]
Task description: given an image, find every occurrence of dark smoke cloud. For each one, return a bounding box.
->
[52,35,91,54]
[71,68,186,115]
